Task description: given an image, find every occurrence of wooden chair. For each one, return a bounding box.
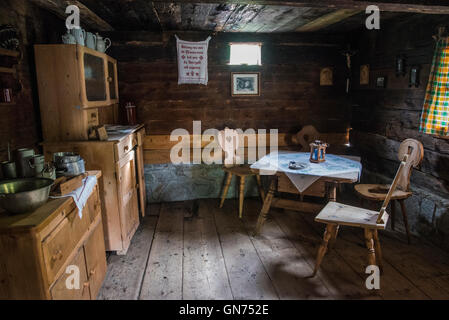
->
[218,128,265,218]
[312,151,411,277]
[354,139,424,244]
[294,125,320,151]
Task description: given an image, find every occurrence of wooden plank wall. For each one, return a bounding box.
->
[107,31,351,137]
[350,14,449,247]
[0,0,64,162]
[143,132,349,164]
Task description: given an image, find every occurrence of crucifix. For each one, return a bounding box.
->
[341,45,357,93]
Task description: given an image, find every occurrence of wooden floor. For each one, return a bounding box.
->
[99,198,449,300]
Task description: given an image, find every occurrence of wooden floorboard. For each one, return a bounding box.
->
[98,199,449,300]
[214,200,279,300]
[299,212,429,299]
[274,209,381,299]
[139,202,185,300]
[242,200,333,299]
[182,199,233,300]
[98,204,160,300]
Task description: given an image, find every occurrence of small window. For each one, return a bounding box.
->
[229,43,262,66]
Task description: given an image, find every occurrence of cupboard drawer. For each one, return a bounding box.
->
[277,175,326,197]
[115,133,137,161]
[85,185,101,223]
[42,207,91,285]
[50,248,90,300]
[84,221,107,299]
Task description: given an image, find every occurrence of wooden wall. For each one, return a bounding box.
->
[107,32,351,135]
[351,14,449,247]
[0,0,64,162]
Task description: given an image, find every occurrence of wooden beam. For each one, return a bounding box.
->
[296,9,362,32]
[149,0,449,15]
[29,0,113,31]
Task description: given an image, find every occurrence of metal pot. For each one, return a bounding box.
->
[15,148,35,178]
[0,178,54,215]
[53,152,81,166]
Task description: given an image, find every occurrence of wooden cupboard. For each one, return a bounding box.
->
[42,126,147,254]
[0,172,106,300]
[34,44,119,141]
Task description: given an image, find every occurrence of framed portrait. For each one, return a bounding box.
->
[320,67,333,86]
[231,72,260,96]
[376,76,387,88]
[360,64,370,85]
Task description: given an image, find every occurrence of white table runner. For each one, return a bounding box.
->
[251,151,362,193]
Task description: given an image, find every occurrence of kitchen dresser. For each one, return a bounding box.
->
[34,44,119,141]
[42,125,147,254]
[34,44,147,254]
[0,171,106,300]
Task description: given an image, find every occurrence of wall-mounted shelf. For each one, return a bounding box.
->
[0,48,20,58]
[0,67,16,74]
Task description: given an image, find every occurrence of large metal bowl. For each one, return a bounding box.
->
[0,178,54,215]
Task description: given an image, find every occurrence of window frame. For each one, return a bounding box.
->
[228,42,262,66]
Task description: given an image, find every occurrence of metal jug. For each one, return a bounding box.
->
[29,154,45,177]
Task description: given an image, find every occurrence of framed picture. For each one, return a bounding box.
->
[320,67,333,86]
[360,64,370,85]
[376,76,387,88]
[231,72,260,96]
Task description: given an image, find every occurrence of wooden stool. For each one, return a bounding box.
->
[355,139,424,244]
[219,166,265,219]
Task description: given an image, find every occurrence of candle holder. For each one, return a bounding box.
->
[309,140,329,163]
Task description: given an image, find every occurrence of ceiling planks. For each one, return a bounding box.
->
[29,0,113,31]
[34,1,449,34]
[296,9,362,32]
[149,0,449,15]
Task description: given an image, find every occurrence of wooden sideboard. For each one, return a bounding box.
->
[42,126,147,254]
[0,171,106,300]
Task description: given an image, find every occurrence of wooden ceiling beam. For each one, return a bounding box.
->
[149,0,449,15]
[296,9,362,32]
[29,0,114,31]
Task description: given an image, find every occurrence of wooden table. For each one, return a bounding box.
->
[251,153,360,235]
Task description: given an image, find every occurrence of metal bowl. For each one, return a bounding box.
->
[0,178,54,215]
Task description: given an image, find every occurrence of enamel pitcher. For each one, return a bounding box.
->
[71,28,86,46]
[96,33,111,53]
[85,32,97,50]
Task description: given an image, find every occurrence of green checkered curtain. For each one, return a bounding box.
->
[419,37,449,136]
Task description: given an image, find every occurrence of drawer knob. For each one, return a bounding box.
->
[83,281,90,288]
[90,269,96,276]
[124,146,129,152]
[51,250,63,261]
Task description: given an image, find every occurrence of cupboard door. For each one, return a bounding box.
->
[136,129,147,217]
[83,53,107,102]
[116,151,140,247]
[42,207,91,285]
[107,58,118,101]
[83,221,107,299]
[50,248,90,300]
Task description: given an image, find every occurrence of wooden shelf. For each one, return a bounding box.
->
[0,48,20,57]
[0,67,16,74]
[0,102,16,106]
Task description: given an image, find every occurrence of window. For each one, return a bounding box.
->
[229,43,262,66]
